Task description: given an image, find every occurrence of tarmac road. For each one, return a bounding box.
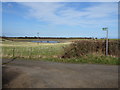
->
[2,58,119,88]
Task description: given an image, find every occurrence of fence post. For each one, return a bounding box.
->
[29,47,32,59]
[12,47,15,58]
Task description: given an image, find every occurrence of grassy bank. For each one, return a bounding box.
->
[1,39,119,65]
[44,54,119,65]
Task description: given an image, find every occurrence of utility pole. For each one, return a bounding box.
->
[102,27,108,56]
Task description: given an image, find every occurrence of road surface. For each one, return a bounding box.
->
[2,58,119,88]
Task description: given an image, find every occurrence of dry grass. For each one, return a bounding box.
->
[1,40,70,59]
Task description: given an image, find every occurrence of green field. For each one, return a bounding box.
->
[1,39,119,65]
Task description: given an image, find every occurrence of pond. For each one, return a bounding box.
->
[32,41,60,43]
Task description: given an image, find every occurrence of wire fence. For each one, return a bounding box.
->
[2,45,64,59]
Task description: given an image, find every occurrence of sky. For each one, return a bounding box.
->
[2,2,118,38]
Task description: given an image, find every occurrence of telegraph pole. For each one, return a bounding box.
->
[102,27,108,56]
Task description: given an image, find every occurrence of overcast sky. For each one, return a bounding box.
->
[2,2,118,38]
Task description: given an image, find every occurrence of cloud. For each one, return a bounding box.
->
[84,3,117,18]
[18,2,117,26]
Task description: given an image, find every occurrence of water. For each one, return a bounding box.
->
[32,41,60,43]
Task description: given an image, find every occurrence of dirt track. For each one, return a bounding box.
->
[2,59,119,88]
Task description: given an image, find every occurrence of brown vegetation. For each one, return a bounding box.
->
[62,40,119,58]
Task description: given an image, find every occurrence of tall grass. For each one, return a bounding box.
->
[2,41,69,59]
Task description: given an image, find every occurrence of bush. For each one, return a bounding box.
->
[62,40,119,58]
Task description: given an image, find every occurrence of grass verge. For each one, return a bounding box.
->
[2,53,119,65]
[43,54,119,65]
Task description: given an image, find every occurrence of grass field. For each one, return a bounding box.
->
[1,39,119,65]
[1,40,70,59]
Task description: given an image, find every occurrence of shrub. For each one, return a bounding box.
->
[62,40,119,58]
